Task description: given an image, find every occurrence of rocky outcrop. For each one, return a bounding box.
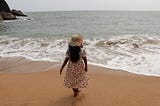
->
[0,0,27,20]
[0,0,11,12]
[0,14,3,20]
[0,11,16,20]
[11,9,27,17]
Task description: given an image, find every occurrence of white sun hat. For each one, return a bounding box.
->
[68,34,83,47]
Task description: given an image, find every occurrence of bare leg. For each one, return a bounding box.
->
[76,88,81,92]
[72,88,79,97]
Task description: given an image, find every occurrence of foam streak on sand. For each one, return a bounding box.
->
[0,57,160,106]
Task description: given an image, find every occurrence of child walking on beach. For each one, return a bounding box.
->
[60,34,88,97]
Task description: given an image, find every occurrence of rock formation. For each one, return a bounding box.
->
[0,0,10,12]
[0,14,3,20]
[11,9,27,17]
[0,11,16,20]
[0,0,27,20]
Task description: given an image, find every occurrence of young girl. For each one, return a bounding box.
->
[60,34,88,97]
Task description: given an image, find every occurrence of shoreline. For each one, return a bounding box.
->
[0,56,159,77]
[1,34,160,77]
[0,57,160,105]
[0,56,140,75]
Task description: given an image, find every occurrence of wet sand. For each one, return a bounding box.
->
[0,57,160,106]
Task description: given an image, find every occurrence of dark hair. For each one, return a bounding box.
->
[68,45,81,62]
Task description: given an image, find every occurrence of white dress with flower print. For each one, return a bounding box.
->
[64,48,88,88]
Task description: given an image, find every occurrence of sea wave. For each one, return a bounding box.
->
[1,34,160,76]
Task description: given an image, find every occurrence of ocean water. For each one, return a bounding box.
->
[1,11,160,76]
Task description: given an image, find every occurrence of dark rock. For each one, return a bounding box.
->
[132,43,139,48]
[0,0,27,20]
[0,0,15,20]
[106,41,116,46]
[0,14,3,20]
[0,11,16,20]
[0,0,11,12]
[11,9,27,17]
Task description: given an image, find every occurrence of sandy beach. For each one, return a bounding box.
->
[0,57,160,106]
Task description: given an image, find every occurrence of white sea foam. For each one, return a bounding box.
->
[1,35,160,76]
[85,34,160,76]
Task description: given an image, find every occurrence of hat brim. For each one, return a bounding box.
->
[68,35,83,47]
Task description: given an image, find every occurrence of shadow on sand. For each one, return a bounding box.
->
[50,93,86,106]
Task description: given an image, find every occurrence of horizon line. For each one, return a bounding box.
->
[24,9,160,13]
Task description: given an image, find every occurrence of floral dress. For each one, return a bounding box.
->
[64,48,88,89]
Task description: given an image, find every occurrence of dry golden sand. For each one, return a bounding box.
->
[0,57,160,106]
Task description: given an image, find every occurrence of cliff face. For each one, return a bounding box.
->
[0,0,27,20]
[0,14,3,20]
[0,0,11,12]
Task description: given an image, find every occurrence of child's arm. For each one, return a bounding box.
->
[60,58,69,75]
[83,57,88,72]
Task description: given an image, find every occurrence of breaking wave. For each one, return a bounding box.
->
[1,34,160,76]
